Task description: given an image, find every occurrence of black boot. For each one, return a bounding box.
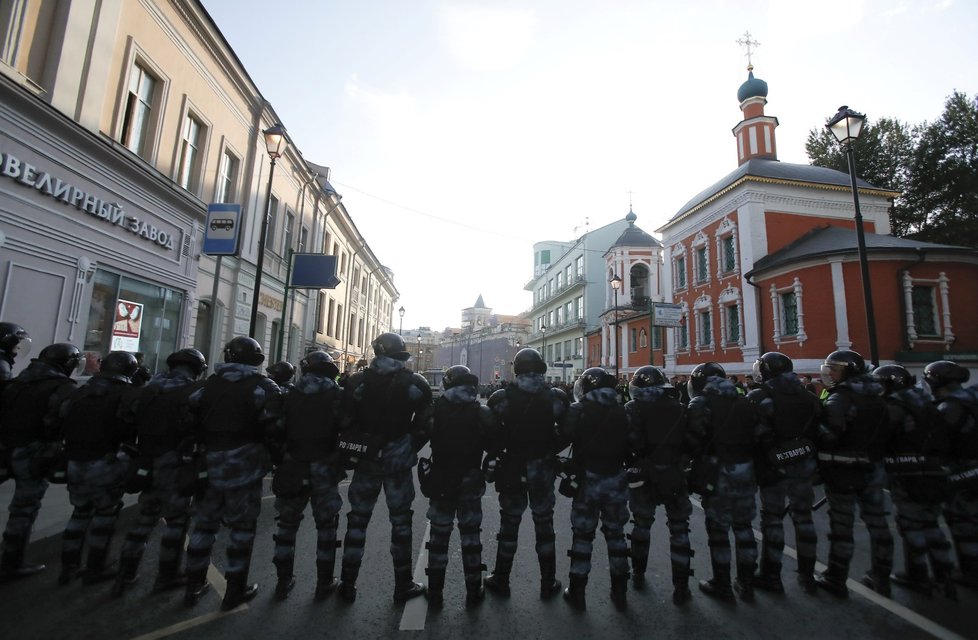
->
[731,563,752,602]
[539,555,562,600]
[273,555,296,601]
[860,568,891,598]
[58,549,81,586]
[338,563,358,603]
[796,555,817,594]
[753,558,784,594]
[562,573,587,611]
[933,562,957,601]
[814,561,849,599]
[484,555,512,597]
[315,558,338,601]
[221,571,259,611]
[152,559,186,594]
[111,556,140,598]
[81,547,117,585]
[393,566,425,603]
[183,567,210,607]
[891,548,933,597]
[610,573,628,611]
[699,562,735,603]
[631,547,648,590]
[0,534,45,582]
[425,568,445,609]
[465,574,485,607]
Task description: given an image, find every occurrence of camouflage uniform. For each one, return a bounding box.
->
[422,383,498,606]
[748,371,822,591]
[625,385,693,599]
[937,387,978,585]
[562,385,636,609]
[185,362,280,603]
[485,373,569,597]
[114,370,201,592]
[688,376,760,601]
[817,374,894,595]
[59,374,133,583]
[271,372,344,598]
[339,355,432,601]
[0,360,76,578]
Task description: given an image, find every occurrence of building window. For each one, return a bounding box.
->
[576,296,584,320]
[698,310,711,347]
[721,235,736,273]
[299,226,308,253]
[678,318,689,350]
[556,271,564,289]
[639,329,647,349]
[284,210,295,255]
[714,217,739,278]
[316,293,326,333]
[120,61,158,158]
[770,278,808,345]
[575,337,583,358]
[266,195,279,252]
[695,247,708,283]
[565,264,573,285]
[557,305,565,325]
[177,113,204,192]
[575,256,584,277]
[911,286,938,336]
[726,304,740,344]
[215,149,239,203]
[630,328,637,352]
[781,292,799,335]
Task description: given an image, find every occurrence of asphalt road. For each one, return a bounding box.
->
[0,462,974,640]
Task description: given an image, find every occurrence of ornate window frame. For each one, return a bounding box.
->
[693,293,715,352]
[718,285,744,351]
[674,300,690,352]
[902,271,954,349]
[714,216,739,279]
[769,277,807,345]
[672,243,688,292]
[691,231,711,286]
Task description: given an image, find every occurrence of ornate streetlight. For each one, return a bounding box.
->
[610,273,622,379]
[249,123,288,338]
[398,306,405,335]
[826,105,879,366]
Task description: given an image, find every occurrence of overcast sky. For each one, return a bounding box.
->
[201,0,976,333]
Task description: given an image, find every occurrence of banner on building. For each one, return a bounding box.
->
[110,299,144,351]
[653,303,683,327]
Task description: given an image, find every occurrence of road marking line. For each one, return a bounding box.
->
[128,564,241,640]
[398,521,431,631]
[690,496,966,640]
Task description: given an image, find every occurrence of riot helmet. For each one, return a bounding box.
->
[513,348,547,375]
[371,332,411,361]
[753,352,793,382]
[223,336,265,366]
[266,361,296,386]
[689,361,726,396]
[873,364,916,396]
[630,366,670,390]
[166,348,207,378]
[98,351,139,383]
[0,322,31,359]
[300,350,339,378]
[820,350,866,389]
[38,343,83,377]
[574,367,615,401]
[923,360,970,391]
[443,365,478,389]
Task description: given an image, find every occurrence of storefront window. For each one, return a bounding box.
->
[82,269,184,375]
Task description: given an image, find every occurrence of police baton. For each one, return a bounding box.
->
[781,495,827,519]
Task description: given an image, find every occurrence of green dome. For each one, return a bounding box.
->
[737,69,768,103]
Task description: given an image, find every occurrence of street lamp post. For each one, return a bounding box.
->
[398,306,405,336]
[417,335,422,370]
[248,123,288,339]
[826,105,879,366]
[610,274,622,379]
[541,325,547,359]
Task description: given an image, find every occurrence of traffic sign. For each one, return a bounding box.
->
[202,203,242,255]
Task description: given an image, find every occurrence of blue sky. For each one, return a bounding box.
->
[201,0,976,332]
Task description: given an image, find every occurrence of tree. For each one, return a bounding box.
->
[903,91,978,246]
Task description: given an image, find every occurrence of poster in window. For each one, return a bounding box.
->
[110,299,144,351]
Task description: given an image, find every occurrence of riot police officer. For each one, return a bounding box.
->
[924,360,978,589]
[111,348,208,598]
[337,332,432,604]
[58,351,139,586]
[0,322,31,387]
[876,364,955,598]
[421,365,498,609]
[687,362,760,603]
[267,361,296,392]
[484,348,569,600]
[748,352,822,594]
[814,350,894,598]
[625,365,693,605]
[184,337,282,610]
[270,350,344,601]
[561,367,636,611]
[0,343,80,581]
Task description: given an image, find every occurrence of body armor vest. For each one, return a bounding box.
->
[576,402,630,475]
[135,383,200,456]
[709,395,756,463]
[503,386,557,458]
[944,391,978,459]
[431,399,484,471]
[285,387,341,461]
[837,388,891,459]
[197,375,264,452]
[635,398,685,465]
[0,377,71,447]
[762,386,818,442]
[891,396,950,458]
[355,369,415,443]
[62,381,127,460]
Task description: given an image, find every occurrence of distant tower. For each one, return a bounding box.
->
[732,31,778,165]
[462,294,492,330]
